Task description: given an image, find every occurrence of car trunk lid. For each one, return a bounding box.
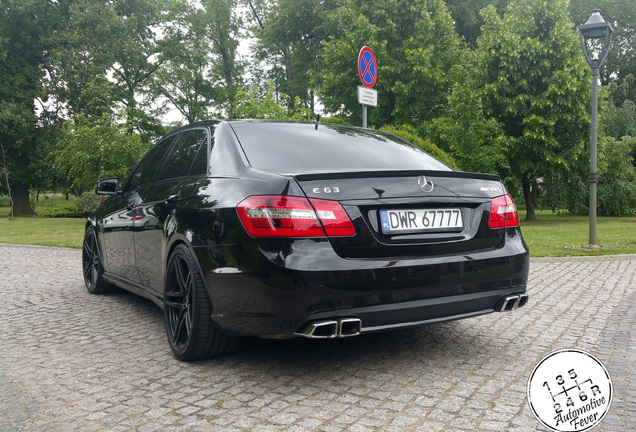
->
[293,170,511,259]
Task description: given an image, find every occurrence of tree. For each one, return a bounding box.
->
[0,0,56,216]
[443,0,509,47]
[380,125,458,169]
[425,64,512,177]
[151,2,218,123]
[53,112,149,197]
[45,0,120,120]
[108,0,168,136]
[465,0,590,220]
[248,0,336,113]
[570,0,636,97]
[200,0,244,115]
[231,82,312,120]
[315,0,465,127]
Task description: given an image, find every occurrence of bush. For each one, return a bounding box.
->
[380,125,458,169]
[540,136,636,216]
[36,193,103,218]
[319,117,352,126]
[597,136,636,216]
[598,179,636,216]
[542,172,589,215]
[53,113,149,197]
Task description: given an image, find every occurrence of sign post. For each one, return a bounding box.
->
[357,46,377,128]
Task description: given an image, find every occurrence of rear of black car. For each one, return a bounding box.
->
[204,121,529,338]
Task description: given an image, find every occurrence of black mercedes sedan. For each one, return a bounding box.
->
[83,120,529,361]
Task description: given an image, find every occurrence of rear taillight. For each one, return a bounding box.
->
[237,195,355,238]
[488,194,520,229]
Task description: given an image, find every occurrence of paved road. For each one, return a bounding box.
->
[0,244,634,432]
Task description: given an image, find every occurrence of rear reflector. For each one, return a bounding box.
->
[488,194,520,229]
[237,196,355,238]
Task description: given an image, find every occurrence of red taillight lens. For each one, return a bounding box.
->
[237,196,355,238]
[308,198,356,237]
[488,194,520,229]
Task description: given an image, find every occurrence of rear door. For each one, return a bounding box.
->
[133,127,210,296]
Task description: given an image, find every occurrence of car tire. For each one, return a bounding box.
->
[82,226,113,294]
[163,244,237,361]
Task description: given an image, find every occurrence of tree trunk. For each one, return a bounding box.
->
[310,89,315,115]
[283,47,295,111]
[522,173,535,221]
[531,180,539,209]
[10,182,34,216]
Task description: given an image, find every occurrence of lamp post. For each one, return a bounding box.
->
[577,9,613,247]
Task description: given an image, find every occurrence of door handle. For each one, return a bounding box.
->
[165,192,180,203]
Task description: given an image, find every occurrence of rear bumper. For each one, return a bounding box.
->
[301,287,528,334]
[195,232,529,337]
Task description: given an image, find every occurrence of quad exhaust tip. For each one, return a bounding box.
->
[294,318,362,339]
[496,294,529,312]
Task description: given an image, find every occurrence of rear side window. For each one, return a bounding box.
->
[157,129,207,181]
[230,122,451,173]
[125,134,179,191]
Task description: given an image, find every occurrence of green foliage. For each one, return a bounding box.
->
[319,117,352,126]
[444,0,508,47]
[570,0,636,96]
[425,67,512,176]
[0,0,58,215]
[602,96,636,149]
[315,0,465,126]
[541,171,589,215]
[2,0,634,222]
[431,0,590,219]
[199,0,244,114]
[379,125,458,169]
[249,0,336,112]
[231,83,313,120]
[597,136,636,216]
[541,136,636,217]
[52,113,150,197]
[36,194,103,218]
[152,2,217,124]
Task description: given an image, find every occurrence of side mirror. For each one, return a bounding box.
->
[95,178,120,195]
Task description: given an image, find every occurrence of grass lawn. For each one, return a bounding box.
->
[0,194,87,248]
[1,196,635,256]
[519,209,636,257]
[0,216,86,248]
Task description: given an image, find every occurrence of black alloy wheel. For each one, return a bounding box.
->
[163,244,237,361]
[82,226,112,294]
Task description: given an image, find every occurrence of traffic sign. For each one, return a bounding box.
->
[358,86,377,107]
[358,46,377,88]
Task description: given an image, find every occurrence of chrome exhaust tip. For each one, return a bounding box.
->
[294,318,363,338]
[294,320,338,338]
[339,318,362,337]
[496,294,529,312]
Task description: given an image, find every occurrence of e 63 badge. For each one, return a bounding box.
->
[527,349,612,432]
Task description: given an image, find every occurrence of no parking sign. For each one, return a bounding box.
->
[357,46,377,88]
[357,46,377,128]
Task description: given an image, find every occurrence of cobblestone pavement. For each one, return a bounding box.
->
[0,243,634,432]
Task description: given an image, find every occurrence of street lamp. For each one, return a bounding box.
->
[577,9,613,247]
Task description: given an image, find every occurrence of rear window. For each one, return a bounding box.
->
[229,122,451,173]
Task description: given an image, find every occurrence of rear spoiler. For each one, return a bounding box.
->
[292,170,501,182]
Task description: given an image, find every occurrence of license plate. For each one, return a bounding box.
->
[380,208,463,233]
